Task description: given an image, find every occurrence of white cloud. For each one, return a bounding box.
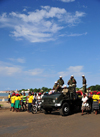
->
[60,0,75,2]
[0,61,43,76]
[0,6,86,42]
[8,58,25,63]
[67,32,87,37]
[0,66,22,76]
[58,66,84,77]
[23,9,27,12]
[24,68,44,76]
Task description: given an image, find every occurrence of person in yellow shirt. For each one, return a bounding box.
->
[27,92,34,112]
[15,94,21,112]
[8,93,11,103]
[10,93,16,112]
[98,92,100,111]
[19,93,23,110]
[92,91,99,115]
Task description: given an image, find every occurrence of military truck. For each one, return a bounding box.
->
[41,88,92,116]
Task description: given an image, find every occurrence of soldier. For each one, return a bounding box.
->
[53,81,60,92]
[82,75,87,93]
[67,75,73,87]
[57,76,64,87]
[67,75,77,99]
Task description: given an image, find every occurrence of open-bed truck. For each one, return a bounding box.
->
[41,89,92,116]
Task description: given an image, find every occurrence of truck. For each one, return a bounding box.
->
[41,88,92,116]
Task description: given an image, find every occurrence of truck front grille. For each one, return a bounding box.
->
[44,98,53,104]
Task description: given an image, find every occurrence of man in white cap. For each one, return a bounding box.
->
[53,81,59,92]
[67,75,77,99]
[57,76,64,87]
[82,75,87,93]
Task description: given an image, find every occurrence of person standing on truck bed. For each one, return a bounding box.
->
[67,75,77,99]
[53,81,60,92]
[57,76,64,92]
[57,76,64,87]
[82,75,87,93]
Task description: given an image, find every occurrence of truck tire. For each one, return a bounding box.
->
[60,102,70,116]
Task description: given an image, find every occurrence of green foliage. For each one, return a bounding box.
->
[76,87,80,91]
[19,87,52,93]
[88,85,100,91]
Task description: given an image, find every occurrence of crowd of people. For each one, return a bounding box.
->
[81,91,100,115]
[8,92,44,113]
[7,75,100,116]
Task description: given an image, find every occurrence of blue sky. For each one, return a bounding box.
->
[0,0,100,90]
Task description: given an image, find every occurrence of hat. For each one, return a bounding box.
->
[71,75,74,77]
[38,93,41,95]
[55,81,57,83]
[59,76,62,78]
[16,93,19,96]
[93,91,97,94]
[64,85,67,87]
[82,75,85,77]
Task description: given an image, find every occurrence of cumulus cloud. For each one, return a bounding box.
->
[0,6,86,42]
[60,0,75,2]
[0,61,43,76]
[24,68,44,76]
[58,66,84,77]
[8,58,25,63]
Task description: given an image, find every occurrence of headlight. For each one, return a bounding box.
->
[53,100,55,103]
[42,100,44,102]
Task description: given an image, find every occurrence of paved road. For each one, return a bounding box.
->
[0,110,100,137]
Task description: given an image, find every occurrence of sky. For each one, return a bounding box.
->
[0,0,100,90]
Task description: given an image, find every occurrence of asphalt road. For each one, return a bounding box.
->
[0,110,100,137]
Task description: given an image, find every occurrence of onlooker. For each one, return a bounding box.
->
[22,92,27,110]
[8,93,11,103]
[28,92,34,112]
[92,91,99,115]
[15,94,21,112]
[10,93,16,112]
[37,93,41,103]
[81,93,88,115]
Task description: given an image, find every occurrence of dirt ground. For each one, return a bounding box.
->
[0,109,100,137]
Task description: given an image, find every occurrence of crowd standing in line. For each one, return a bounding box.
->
[10,91,44,113]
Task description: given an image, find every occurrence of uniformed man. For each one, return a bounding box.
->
[53,81,60,92]
[67,75,77,99]
[62,85,69,95]
[82,75,87,93]
[57,76,64,87]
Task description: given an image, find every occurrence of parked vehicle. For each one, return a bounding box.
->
[41,88,92,116]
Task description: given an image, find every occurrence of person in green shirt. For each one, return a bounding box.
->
[22,92,27,111]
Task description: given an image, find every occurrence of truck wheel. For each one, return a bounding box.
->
[60,102,70,116]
